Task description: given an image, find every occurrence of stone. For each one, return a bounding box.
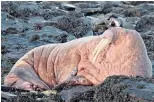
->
[61,3,77,11]
[135,15,154,32]
[94,76,154,102]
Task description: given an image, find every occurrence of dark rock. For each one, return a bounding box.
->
[39,1,61,9]
[135,15,154,32]
[5,27,19,34]
[94,75,154,102]
[52,34,68,43]
[41,8,67,20]
[121,8,142,17]
[74,2,101,8]
[122,1,154,6]
[81,8,103,16]
[1,1,41,18]
[61,3,77,11]
[30,35,40,41]
[100,1,124,14]
[141,31,154,52]
[1,45,8,54]
[52,13,92,38]
[1,1,18,12]
[137,3,154,13]
[59,86,94,101]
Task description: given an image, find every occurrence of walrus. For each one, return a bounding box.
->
[4,27,152,91]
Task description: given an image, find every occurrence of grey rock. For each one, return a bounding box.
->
[61,3,77,11]
[41,8,68,20]
[135,15,154,32]
[60,86,94,101]
[81,8,103,16]
[51,13,92,38]
[122,1,154,6]
[94,76,154,102]
[74,2,101,8]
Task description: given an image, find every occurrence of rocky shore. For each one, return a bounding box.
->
[1,1,154,102]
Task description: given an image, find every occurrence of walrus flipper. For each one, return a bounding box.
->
[4,50,50,90]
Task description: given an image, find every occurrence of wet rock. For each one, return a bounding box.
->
[100,1,124,14]
[74,2,101,8]
[39,1,61,9]
[1,45,8,54]
[122,1,154,6]
[137,3,154,12]
[30,35,40,41]
[86,16,107,33]
[141,31,154,52]
[61,3,77,11]
[52,13,93,38]
[59,86,94,101]
[121,8,142,17]
[94,75,154,102]
[135,15,154,32]
[1,1,18,12]
[41,8,67,20]
[81,8,103,16]
[5,27,19,34]
[27,26,69,43]
[1,12,33,34]
[2,1,41,18]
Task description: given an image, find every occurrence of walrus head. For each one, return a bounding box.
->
[91,27,152,80]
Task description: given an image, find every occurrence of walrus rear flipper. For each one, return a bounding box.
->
[14,67,50,90]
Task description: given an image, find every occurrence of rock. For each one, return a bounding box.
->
[51,13,93,38]
[140,31,154,60]
[30,34,40,41]
[121,8,142,17]
[2,1,41,18]
[1,45,8,54]
[38,1,61,9]
[59,86,94,101]
[81,8,103,16]
[74,2,101,8]
[28,16,45,25]
[100,1,124,14]
[86,16,107,33]
[122,1,154,6]
[61,3,77,11]
[94,75,154,102]
[1,11,33,34]
[5,27,19,34]
[141,31,154,52]
[1,1,18,12]
[41,8,68,20]
[135,15,154,32]
[137,3,154,12]
[27,26,69,43]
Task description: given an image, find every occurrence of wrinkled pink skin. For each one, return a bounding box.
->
[4,27,152,91]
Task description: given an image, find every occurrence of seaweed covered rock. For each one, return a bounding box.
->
[94,75,154,102]
[135,15,154,32]
[52,12,93,38]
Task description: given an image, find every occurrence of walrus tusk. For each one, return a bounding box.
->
[92,38,111,62]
